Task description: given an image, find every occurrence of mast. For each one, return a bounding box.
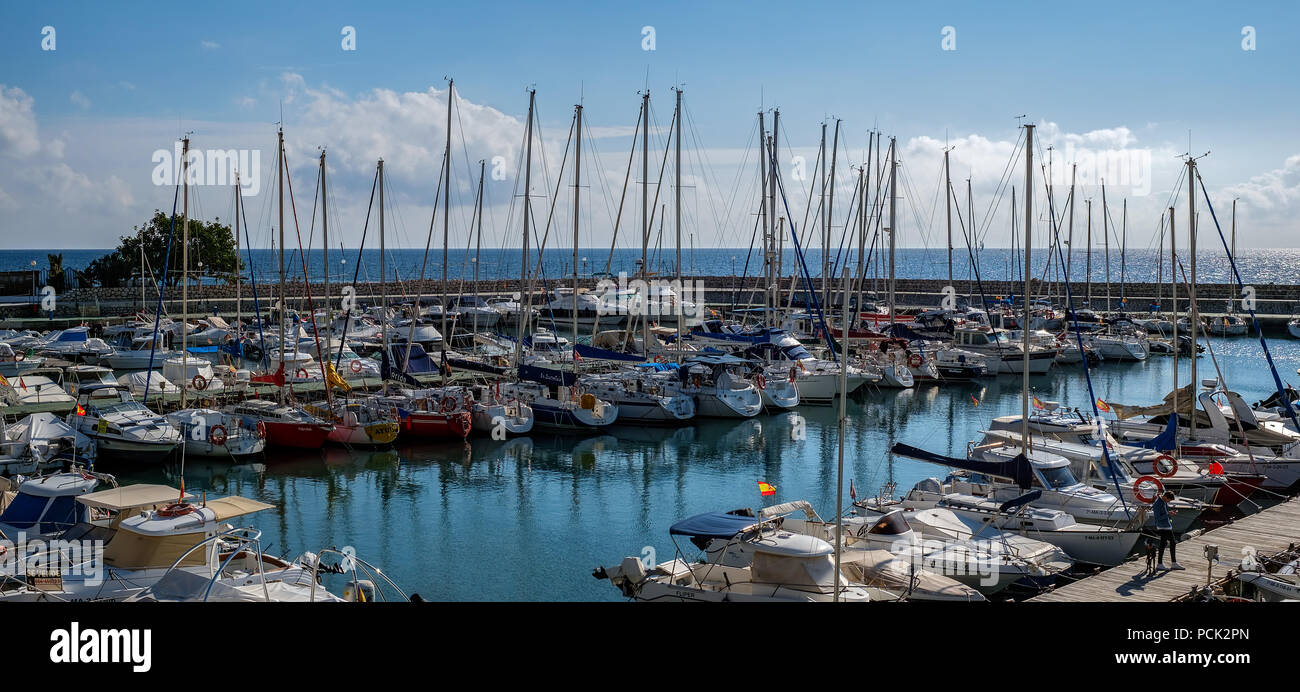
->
[834,260,850,602]
[826,119,840,313]
[1102,181,1111,314]
[380,158,387,365]
[181,136,190,409]
[320,150,329,343]
[1120,198,1127,312]
[818,123,827,306]
[673,87,683,363]
[474,160,485,337]
[1021,124,1033,450]
[1066,164,1076,276]
[770,109,780,327]
[944,146,953,284]
[1188,157,1199,396]
[887,137,897,327]
[640,90,650,353]
[1170,206,1178,414]
[572,102,582,378]
[1085,199,1092,307]
[442,79,453,370]
[234,173,241,340]
[277,128,286,401]
[514,89,536,367]
[1229,199,1237,314]
[757,111,768,327]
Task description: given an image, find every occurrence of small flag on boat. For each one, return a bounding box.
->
[0,374,8,388]
[970,394,980,407]
[18,378,26,391]
[75,404,85,416]
[1032,396,1044,410]
[1096,398,1112,413]
[758,481,776,497]
[179,477,185,502]
[849,479,856,501]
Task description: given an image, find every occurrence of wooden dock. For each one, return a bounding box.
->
[1030,497,1300,602]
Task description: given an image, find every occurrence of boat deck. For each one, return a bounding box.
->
[1030,496,1300,602]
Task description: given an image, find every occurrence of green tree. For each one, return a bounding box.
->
[83,211,241,288]
[46,253,64,291]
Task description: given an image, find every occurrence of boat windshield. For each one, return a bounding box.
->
[867,511,911,535]
[1036,465,1078,490]
[95,400,148,416]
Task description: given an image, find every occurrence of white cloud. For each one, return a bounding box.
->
[0,85,41,158]
[201,40,220,50]
[70,90,91,110]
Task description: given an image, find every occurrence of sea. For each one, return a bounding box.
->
[5,248,1299,287]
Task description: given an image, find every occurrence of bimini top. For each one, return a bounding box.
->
[669,511,763,540]
[78,484,193,512]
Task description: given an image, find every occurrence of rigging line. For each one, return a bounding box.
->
[598,101,643,278]
[238,181,270,370]
[281,143,333,407]
[522,110,576,310]
[401,151,447,370]
[684,101,741,243]
[976,128,1026,246]
[1194,172,1300,432]
[142,180,181,406]
[332,166,380,370]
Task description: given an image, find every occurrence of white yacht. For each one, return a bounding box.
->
[66,384,181,460]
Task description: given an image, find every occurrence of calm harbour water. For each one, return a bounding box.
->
[101,337,1300,601]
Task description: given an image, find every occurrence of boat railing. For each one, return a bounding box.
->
[306,546,408,602]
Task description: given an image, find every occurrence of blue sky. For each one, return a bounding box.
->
[2,1,1298,250]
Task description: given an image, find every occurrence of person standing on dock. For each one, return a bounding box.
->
[1153,491,1184,571]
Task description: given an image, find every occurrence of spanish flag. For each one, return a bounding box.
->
[1032,396,1044,410]
[75,404,86,416]
[970,394,980,407]
[758,481,776,497]
[0,373,8,388]
[1096,398,1112,413]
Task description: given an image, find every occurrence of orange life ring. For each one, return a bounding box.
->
[907,353,924,368]
[350,358,363,373]
[297,368,309,380]
[208,424,228,446]
[440,397,457,413]
[754,374,766,390]
[1133,476,1164,504]
[256,420,267,439]
[192,374,207,391]
[788,366,797,383]
[654,355,667,364]
[157,502,196,518]
[1153,454,1178,478]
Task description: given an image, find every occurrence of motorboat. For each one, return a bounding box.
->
[166,408,266,459]
[0,491,308,602]
[501,371,618,431]
[579,369,695,423]
[752,501,1066,596]
[1,368,77,406]
[0,470,107,540]
[100,333,172,370]
[0,412,97,474]
[952,327,1056,374]
[678,356,762,418]
[116,371,182,398]
[65,385,181,460]
[0,342,41,378]
[856,478,1142,567]
[594,511,880,602]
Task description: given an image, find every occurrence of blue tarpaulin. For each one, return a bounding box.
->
[1130,414,1178,453]
[669,512,760,540]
